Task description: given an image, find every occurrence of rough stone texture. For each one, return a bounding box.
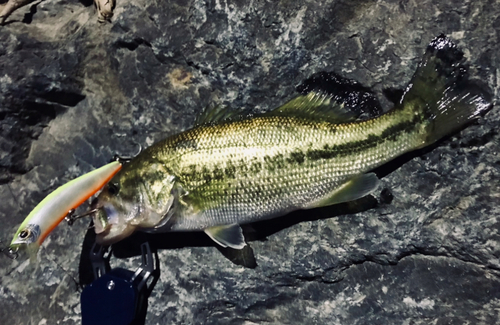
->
[1,0,500,324]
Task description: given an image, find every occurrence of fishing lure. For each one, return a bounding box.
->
[4,161,122,260]
[92,35,492,249]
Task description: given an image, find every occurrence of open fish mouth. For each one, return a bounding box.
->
[91,198,122,235]
[91,200,139,245]
[92,208,109,234]
[90,198,111,235]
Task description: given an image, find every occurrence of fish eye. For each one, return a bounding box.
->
[108,183,120,196]
[19,229,31,239]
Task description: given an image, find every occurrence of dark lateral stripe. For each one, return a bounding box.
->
[225,160,236,178]
[380,116,423,139]
[179,116,421,183]
[264,154,285,172]
[288,151,306,164]
[306,135,380,160]
[180,159,263,183]
[306,118,419,161]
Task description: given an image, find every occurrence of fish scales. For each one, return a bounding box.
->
[147,104,423,230]
[92,35,492,249]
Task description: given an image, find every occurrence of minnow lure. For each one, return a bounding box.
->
[92,35,492,249]
[5,161,122,259]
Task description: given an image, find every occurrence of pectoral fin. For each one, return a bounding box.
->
[204,224,246,249]
[306,173,380,209]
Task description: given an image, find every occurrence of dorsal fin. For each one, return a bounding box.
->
[266,71,383,123]
[297,71,383,119]
[265,91,357,123]
[195,71,382,126]
[194,104,252,127]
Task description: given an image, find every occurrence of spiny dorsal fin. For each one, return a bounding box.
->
[195,71,382,125]
[265,91,358,123]
[204,224,246,249]
[194,104,252,127]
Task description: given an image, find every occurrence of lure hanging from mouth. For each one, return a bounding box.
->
[5,161,122,260]
[93,35,492,250]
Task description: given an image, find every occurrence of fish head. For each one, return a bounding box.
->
[92,160,177,245]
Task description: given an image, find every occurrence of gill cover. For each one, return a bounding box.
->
[92,160,177,245]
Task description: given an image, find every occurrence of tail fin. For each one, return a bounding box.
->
[400,35,492,146]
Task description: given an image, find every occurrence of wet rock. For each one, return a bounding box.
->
[0,0,499,324]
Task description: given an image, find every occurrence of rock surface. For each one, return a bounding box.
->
[1,0,499,324]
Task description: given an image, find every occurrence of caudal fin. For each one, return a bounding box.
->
[400,35,492,146]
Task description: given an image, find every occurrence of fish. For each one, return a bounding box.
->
[6,161,122,260]
[92,35,492,250]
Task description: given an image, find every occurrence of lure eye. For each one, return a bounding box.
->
[107,183,120,196]
[19,229,31,239]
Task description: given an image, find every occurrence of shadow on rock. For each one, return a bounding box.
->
[101,193,379,269]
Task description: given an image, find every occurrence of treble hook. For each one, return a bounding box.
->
[0,240,18,259]
[65,208,100,226]
[113,142,142,163]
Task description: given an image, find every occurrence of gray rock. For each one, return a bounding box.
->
[1,0,499,324]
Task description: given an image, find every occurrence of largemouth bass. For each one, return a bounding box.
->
[93,35,491,249]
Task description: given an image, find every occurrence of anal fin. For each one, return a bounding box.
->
[306,173,380,209]
[204,224,246,250]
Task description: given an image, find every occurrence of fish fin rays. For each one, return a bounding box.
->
[305,173,380,209]
[265,92,358,123]
[265,70,383,123]
[399,34,492,147]
[266,69,385,123]
[194,104,252,126]
[195,70,383,126]
[204,224,247,250]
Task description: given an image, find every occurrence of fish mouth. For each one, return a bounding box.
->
[92,208,109,234]
[90,198,112,235]
[93,203,137,246]
[91,199,137,245]
[91,203,121,234]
